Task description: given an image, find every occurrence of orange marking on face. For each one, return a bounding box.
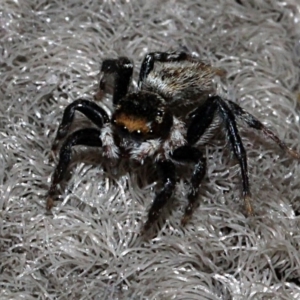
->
[115,113,149,134]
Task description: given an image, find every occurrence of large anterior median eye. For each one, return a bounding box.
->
[131,130,144,141]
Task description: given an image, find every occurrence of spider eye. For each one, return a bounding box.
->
[134,129,143,136]
[117,125,128,133]
[156,110,164,123]
[131,129,144,141]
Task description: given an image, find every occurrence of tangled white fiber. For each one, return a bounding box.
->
[1,0,300,299]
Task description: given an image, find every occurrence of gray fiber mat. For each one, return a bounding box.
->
[1,0,300,299]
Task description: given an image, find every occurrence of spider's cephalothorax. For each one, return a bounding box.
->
[47,50,299,231]
[112,91,173,142]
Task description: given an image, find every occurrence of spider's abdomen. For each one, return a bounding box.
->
[142,61,224,106]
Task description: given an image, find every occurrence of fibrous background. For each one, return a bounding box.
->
[1,0,300,299]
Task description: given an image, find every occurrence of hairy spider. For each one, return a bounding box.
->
[47,50,299,231]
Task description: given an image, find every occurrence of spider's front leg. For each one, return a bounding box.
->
[171,146,206,225]
[98,57,133,105]
[51,99,109,152]
[143,160,176,231]
[47,128,103,210]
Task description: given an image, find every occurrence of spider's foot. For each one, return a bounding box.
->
[287,147,300,160]
[51,141,60,153]
[141,209,161,234]
[181,204,194,226]
[48,149,58,163]
[215,67,227,78]
[181,215,191,226]
[46,195,54,211]
[141,215,155,233]
[244,194,254,217]
[94,89,105,101]
[141,222,151,235]
[50,138,64,160]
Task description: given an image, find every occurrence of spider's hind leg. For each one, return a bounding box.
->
[47,128,103,210]
[138,50,226,88]
[217,97,253,216]
[138,51,192,87]
[186,95,253,216]
[227,100,300,160]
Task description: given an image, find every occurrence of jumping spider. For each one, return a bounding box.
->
[47,51,299,231]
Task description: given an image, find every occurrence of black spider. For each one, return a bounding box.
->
[47,51,299,231]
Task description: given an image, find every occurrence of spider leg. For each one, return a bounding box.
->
[187,96,218,145]
[138,51,191,87]
[216,97,253,216]
[99,57,133,104]
[143,160,176,231]
[52,99,109,151]
[186,95,253,215]
[171,146,206,225]
[227,100,300,160]
[47,128,103,210]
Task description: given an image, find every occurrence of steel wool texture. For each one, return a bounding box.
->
[1,0,300,299]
